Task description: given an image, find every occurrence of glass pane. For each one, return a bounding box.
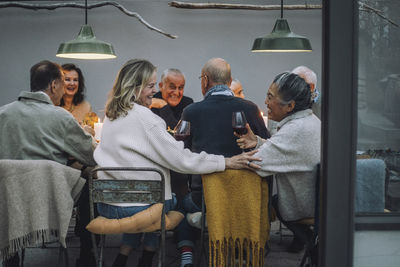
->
[357,0,400,214]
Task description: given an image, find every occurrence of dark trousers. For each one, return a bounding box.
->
[75,181,99,264]
[175,191,202,249]
[272,195,313,245]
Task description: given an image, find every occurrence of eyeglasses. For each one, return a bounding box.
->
[198,74,207,80]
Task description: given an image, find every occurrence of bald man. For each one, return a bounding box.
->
[230,78,245,98]
[175,58,270,266]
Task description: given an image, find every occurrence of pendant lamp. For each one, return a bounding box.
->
[56,0,116,59]
[251,0,312,52]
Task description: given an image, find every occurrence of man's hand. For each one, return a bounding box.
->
[150,98,168,109]
[83,125,95,137]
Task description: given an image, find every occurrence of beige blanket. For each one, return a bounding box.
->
[0,160,85,261]
[202,169,270,267]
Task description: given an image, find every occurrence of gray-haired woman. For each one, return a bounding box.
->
[237,72,321,253]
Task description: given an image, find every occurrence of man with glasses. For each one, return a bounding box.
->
[174,58,270,267]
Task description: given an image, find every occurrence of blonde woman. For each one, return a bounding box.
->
[93,59,260,267]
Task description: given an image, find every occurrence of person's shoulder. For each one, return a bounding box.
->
[182,99,204,113]
[52,105,79,122]
[182,95,194,104]
[236,97,258,108]
[133,104,166,124]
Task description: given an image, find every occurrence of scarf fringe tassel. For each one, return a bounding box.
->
[1,229,60,261]
[210,238,264,267]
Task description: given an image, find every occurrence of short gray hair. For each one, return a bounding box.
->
[161,68,185,82]
[203,58,231,84]
[292,65,317,89]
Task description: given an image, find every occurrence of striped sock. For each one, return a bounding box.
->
[180,246,193,267]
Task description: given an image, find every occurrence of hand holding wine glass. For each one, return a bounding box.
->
[232,111,248,136]
[174,120,190,141]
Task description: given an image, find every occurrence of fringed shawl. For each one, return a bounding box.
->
[0,160,85,261]
[202,169,270,267]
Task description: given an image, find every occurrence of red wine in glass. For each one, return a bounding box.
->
[232,111,248,136]
[174,120,190,141]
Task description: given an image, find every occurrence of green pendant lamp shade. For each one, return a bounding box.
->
[56,25,116,59]
[252,19,312,52]
[251,0,312,52]
[56,0,116,59]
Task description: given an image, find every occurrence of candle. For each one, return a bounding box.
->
[94,118,103,141]
[261,112,268,127]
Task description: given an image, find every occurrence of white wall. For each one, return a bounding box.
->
[0,0,322,118]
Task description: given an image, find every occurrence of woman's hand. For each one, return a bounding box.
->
[225,150,262,170]
[235,123,257,150]
[150,98,168,109]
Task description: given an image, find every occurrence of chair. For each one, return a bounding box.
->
[197,192,208,267]
[299,163,320,267]
[88,167,166,267]
[355,159,386,213]
[0,159,85,267]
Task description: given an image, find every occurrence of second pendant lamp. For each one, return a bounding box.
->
[252,0,312,52]
[56,0,116,59]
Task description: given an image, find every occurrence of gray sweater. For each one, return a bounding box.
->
[255,109,320,221]
[0,91,96,166]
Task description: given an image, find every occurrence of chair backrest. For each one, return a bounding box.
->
[88,167,166,220]
[89,166,165,201]
[88,167,167,266]
[355,159,386,213]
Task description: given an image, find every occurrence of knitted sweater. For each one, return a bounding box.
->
[254,109,321,221]
[94,104,225,206]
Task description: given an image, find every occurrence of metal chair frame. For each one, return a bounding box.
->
[88,167,166,267]
[197,192,208,267]
[299,164,320,267]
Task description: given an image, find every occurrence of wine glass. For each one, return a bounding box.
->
[232,111,248,136]
[174,120,191,141]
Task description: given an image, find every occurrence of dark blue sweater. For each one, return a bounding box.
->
[182,94,270,191]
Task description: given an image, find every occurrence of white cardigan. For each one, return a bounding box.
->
[94,104,225,206]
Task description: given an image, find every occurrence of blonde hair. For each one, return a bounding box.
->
[105,59,156,120]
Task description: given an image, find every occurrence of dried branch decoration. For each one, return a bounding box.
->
[169,1,398,27]
[0,1,178,39]
[169,1,321,11]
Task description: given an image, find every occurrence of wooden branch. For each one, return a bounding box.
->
[169,1,398,27]
[359,2,398,27]
[169,1,322,10]
[0,1,178,39]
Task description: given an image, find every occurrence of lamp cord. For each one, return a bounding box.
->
[85,0,88,24]
[280,0,283,18]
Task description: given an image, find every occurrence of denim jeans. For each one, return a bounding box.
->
[97,196,176,250]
